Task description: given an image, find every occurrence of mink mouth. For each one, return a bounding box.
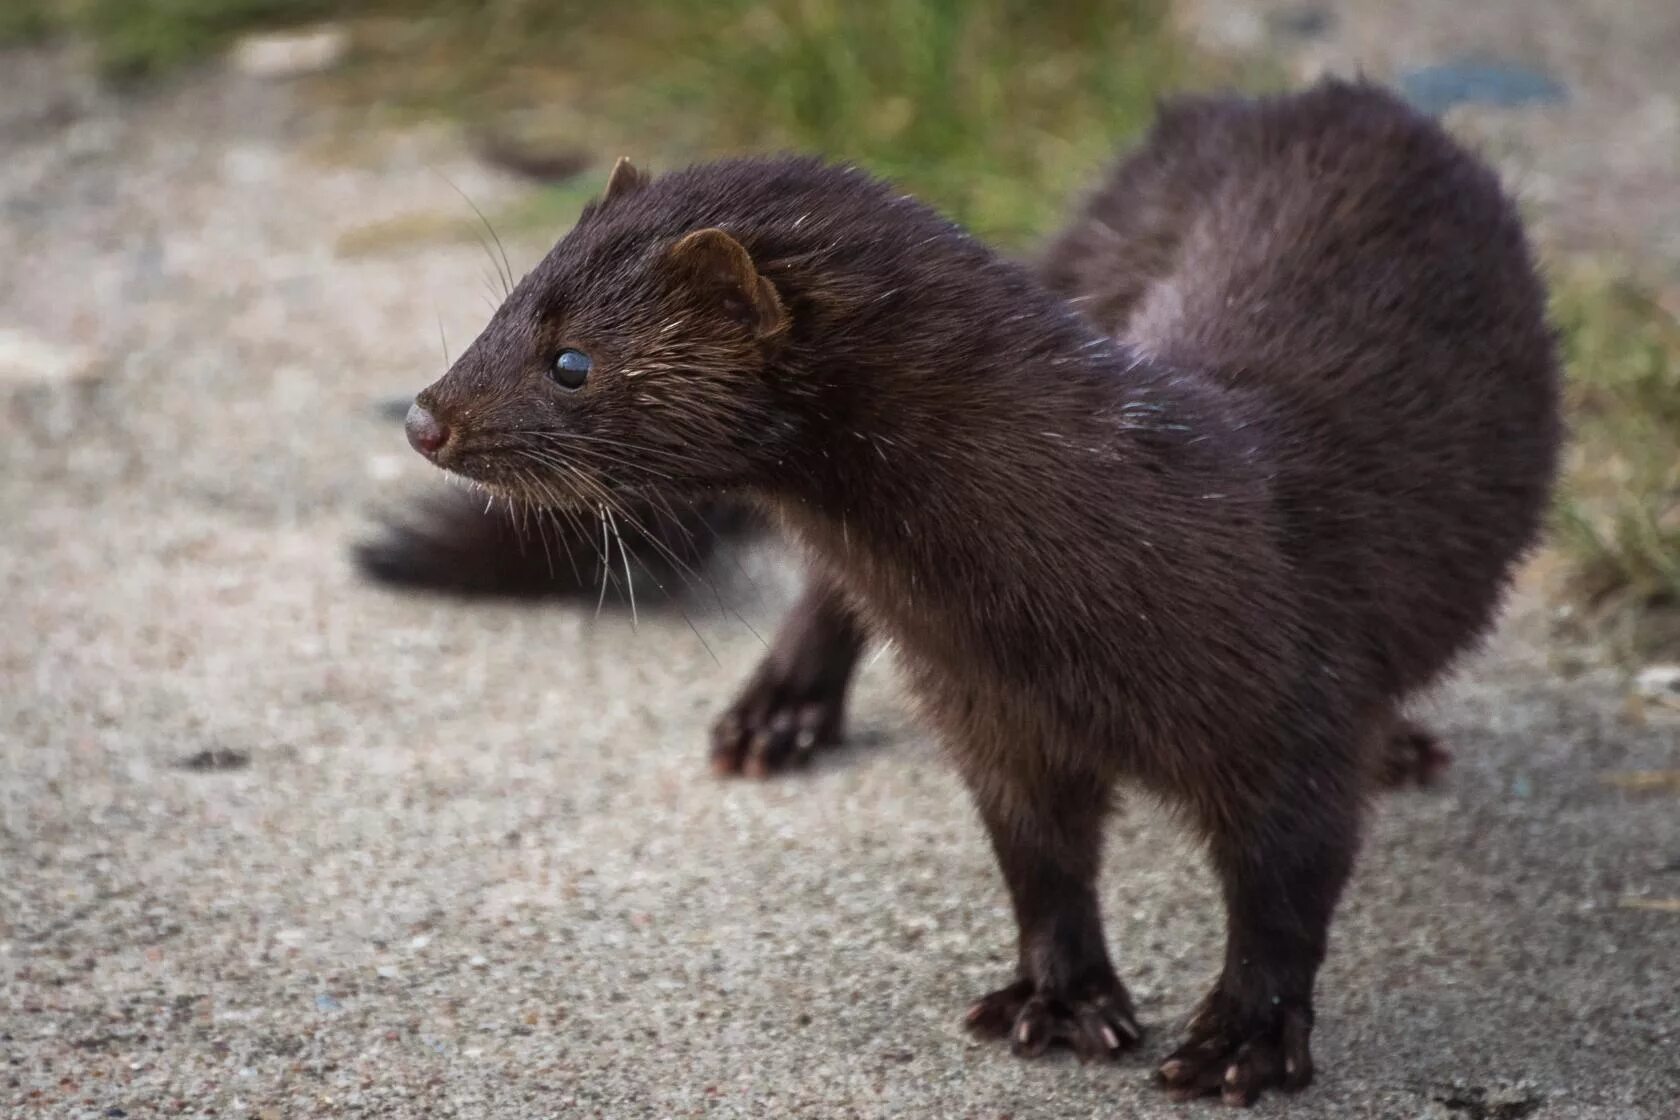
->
[441,457,675,515]
[435,432,726,513]
[442,465,600,511]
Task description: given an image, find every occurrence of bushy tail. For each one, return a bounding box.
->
[353,485,759,600]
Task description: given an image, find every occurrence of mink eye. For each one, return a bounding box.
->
[551,348,592,389]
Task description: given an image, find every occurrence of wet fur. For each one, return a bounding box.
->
[400,80,1561,1104]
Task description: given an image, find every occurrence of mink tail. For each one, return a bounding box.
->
[353,484,759,600]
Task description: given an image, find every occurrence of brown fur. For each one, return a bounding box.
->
[398,80,1561,1105]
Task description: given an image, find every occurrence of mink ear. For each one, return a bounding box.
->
[665,227,788,339]
[602,156,648,203]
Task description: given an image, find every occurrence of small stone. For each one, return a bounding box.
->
[314,993,342,1013]
[0,328,96,387]
[231,26,349,79]
[176,748,250,772]
[376,964,399,979]
[1183,3,1266,52]
[1397,58,1566,116]
[1634,664,1680,699]
[367,453,406,482]
[471,130,592,183]
[1266,6,1332,39]
[375,395,414,422]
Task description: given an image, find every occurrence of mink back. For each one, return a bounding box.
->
[1042,79,1562,699]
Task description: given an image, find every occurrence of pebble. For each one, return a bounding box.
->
[176,748,251,772]
[366,453,406,482]
[1397,58,1567,115]
[230,26,350,80]
[0,327,96,387]
[376,395,415,422]
[1634,664,1680,698]
[1267,6,1333,39]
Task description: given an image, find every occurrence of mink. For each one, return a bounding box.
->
[389,82,1561,1105]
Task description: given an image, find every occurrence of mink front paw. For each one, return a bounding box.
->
[965,973,1142,1061]
[709,664,847,777]
[1157,991,1313,1107]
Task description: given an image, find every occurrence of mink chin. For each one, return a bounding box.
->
[387,81,1561,1107]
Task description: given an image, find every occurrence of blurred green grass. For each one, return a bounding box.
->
[3,0,1193,245]
[350,0,1195,247]
[0,0,52,42]
[670,0,1187,243]
[1,0,334,70]
[1551,269,1680,657]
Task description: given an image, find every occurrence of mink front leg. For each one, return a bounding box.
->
[1158,754,1362,1107]
[711,576,866,776]
[964,769,1142,1059]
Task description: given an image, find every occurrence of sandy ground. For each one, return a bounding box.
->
[3,9,1678,1119]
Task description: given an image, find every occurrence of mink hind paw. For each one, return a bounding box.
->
[1377,717,1451,788]
[709,669,847,777]
[965,974,1142,1061]
[1157,992,1313,1107]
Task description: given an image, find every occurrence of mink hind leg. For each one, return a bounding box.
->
[710,575,867,777]
[1376,713,1451,788]
[964,767,1141,1059]
[1158,741,1363,1106]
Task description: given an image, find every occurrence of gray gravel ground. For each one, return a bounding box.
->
[1179,0,1680,283]
[3,15,1678,1120]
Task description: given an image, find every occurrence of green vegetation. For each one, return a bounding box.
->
[655,0,1189,243]
[5,0,1195,245]
[0,0,56,43]
[1552,268,1680,656]
[0,0,333,70]
[336,0,1197,246]
[78,0,338,77]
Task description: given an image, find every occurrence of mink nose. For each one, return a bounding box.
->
[404,401,450,459]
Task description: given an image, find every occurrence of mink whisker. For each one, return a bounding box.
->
[605,503,638,629]
[435,169,515,296]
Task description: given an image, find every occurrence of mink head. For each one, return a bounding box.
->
[406,157,803,509]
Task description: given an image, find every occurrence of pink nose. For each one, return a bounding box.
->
[404,401,450,458]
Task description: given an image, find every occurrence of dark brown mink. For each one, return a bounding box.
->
[395,82,1561,1106]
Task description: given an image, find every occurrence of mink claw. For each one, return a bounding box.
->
[1157,994,1314,1107]
[966,974,1142,1062]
